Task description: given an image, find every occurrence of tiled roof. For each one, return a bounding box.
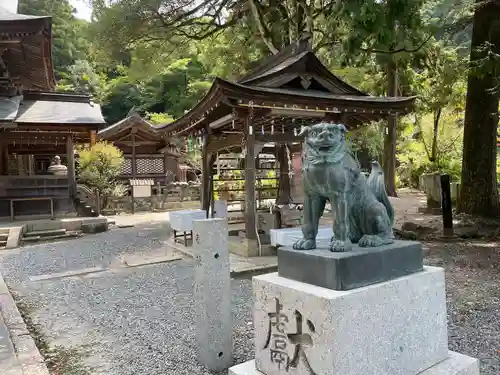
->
[15,98,105,124]
[129,179,155,186]
[0,95,21,121]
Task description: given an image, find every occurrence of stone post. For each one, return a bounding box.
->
[213,200,228,218]
[192,218,232,371]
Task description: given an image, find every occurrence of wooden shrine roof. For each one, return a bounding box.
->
[157,36,416,136]
[99,113,182,157]
[0,6,55,91]
[98,113,160,141]
[0,91,105,127]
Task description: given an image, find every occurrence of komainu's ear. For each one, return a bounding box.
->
[336,123,348,133]
[298,126,309,136]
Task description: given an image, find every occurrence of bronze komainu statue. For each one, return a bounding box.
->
[293,122,394,252]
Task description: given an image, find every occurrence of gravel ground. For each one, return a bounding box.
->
[0,222,498,374]
[424,240,500,375]
[0,223,254,375]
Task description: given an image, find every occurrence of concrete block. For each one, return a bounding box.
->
[170,209,206,232]
[253,267,449,375]
[213,200,228,218]
[229,351,479,375]
[193,218,232,371]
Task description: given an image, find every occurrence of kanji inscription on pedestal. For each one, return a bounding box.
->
[263,297,318,374]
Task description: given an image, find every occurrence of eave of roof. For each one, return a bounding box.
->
[98,113,159,138]
[156,78,416,134]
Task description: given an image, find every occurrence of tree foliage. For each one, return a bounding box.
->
[77,141,124,199]
[34,0,500,215]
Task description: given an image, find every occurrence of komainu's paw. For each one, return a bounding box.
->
[358,234,394,247]
[293,238,316,250]
[329,239,352,252]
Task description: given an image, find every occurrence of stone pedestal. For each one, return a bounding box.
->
[229,352,479,375]
[278,241,423,290]
[229,265,479,375]
[193,218,232,371]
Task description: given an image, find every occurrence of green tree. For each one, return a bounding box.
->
[77,141,124,204]
[340,0,432,196]
[56,60,105,98]
[412,41,467,164]
[458,0,500,216]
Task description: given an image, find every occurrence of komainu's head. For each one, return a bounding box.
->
[299,122,348,164]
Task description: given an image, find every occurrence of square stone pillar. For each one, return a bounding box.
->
[213,200,228,218]
[193,218,232,371]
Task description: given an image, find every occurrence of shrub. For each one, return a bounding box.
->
[77,141,124,200]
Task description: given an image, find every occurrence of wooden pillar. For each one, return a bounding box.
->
[201,132,211,215]
[90,130,97,146]
[276,143,292,205]
[209,153,216,218]
[66,135,76,196]
[244,112,257,240]
[2,144,7,175]
[0,142,4,175]
[131,133,137,178]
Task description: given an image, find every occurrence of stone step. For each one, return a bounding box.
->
[24,228,67,238]
[0,233,9,241]
[22,231,82,243]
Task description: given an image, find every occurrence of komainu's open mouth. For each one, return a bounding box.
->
[318,146,331,152]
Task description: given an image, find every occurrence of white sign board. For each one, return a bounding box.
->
[132,185,151,198]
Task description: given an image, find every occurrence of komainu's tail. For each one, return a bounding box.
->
[367,161,394,225]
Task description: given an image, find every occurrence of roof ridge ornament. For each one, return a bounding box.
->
[297,32,313,52]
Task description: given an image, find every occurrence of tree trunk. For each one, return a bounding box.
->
[430,107,441,163]
[457,0,500,216]
[383,59,398,197]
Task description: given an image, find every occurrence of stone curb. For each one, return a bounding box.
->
[0,273,50,375]
[229,265,278,278]
[165,240,278,277]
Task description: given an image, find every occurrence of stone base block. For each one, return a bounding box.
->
[278,240,423,290]
[229,352,479,375]
[253,267,448,375]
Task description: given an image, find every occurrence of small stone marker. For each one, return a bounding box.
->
[213,200,228,218]
[193,218,232,371]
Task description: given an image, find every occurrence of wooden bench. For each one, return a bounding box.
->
[8,197,54,221]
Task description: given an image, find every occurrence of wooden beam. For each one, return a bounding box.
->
[255,133,304,144]
[206,133,244,153]
[114,141,160,146]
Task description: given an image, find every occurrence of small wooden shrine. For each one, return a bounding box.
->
[157,35,416,254]
[98,114,183,184]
